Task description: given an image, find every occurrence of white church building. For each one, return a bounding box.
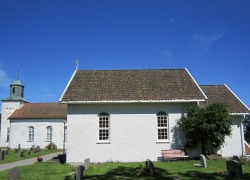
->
[1,68,249,163]
[60,68,250,163]
[0,79,67,149]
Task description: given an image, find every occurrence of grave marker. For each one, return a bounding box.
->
[145,159,154,176]
[200,154,207,168]
[76,165,84,180]
[84,158,90,170]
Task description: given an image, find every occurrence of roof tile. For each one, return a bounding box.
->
[8,103,67,120]
[61,69,206,102]
[200,85,249,114]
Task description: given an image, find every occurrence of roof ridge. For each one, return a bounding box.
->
[77,68,186,72]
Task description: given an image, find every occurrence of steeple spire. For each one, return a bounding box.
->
[17,70,19,80]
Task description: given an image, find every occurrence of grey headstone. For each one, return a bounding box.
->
[76,165,84,180]
[20,150,25,157]
[1,150,4,160]
[226,160,242,177]
[200,154,207,168]
[145,159,154,176]
[9,167,20,180]
[84,158,90,170]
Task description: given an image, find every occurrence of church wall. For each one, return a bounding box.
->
[66,102,190,163]
[0,101,25,147]
[9,119,65,149]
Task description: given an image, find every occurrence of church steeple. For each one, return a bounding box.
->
[2,75,28,102]
[10,79,24,99]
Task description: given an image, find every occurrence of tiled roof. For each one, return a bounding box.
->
[200,85,249,114]
[8,103,67,120]
[60,69,206,102]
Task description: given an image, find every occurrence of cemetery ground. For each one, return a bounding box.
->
[0,157,249,179]
[0,148,61,164]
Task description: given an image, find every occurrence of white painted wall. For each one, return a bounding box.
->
[0,101,25,147]
[217,115,244,157]
[9,119,66,149]
[66,103,244,163]
[66,102,192,163]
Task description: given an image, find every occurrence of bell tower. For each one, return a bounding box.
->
[0,77,28,147]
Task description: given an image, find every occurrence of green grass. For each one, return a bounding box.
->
[0,162,75,180]
[83,160,250,180]
[0,149,61,164]
[0,159,249,179]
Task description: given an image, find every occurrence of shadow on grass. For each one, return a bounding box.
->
[84,166,175,180]
[84,166,250,180]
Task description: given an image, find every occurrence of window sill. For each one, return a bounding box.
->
[27,141,34,142]
[156,140,170,143]
[96,141,110,144]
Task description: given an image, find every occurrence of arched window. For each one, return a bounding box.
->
[46,126,52,141]
[28,126,34,141]
[157,112,168,141]
[98,112,110,141]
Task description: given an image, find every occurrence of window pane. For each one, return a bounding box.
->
[157,112,168,140]
[99,113,110,141]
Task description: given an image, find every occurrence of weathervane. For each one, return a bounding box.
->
[75,59,78,70]
[17,70,20,80]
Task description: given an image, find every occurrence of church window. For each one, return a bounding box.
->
[28,126,34,141]
[98,112,110,142]
[47,126,52,141]
[157,112,169,141]
[12,87,15,94]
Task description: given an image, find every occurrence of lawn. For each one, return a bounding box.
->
[0,149,61,164]
[0,159,249,179]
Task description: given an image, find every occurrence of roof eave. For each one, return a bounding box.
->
[230,113,250,116]
[59,70,77,102]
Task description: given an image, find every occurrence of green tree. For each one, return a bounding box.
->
[178,102,232,155]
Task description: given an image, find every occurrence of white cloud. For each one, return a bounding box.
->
[169,18,174,23]
[0,64,9,89]
[192,31,225,54]
[40,94,57,102]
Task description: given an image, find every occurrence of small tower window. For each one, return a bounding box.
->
[12,87,15,94]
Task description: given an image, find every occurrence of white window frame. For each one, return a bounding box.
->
[156,111,169,143]
[46,126,52,142]
[28,126,34,142]
[97,112,110,143]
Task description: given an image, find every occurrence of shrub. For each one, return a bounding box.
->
[64,171,76,180]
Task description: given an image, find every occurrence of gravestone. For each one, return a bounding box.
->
[200,154,207,168]
[84,158,90,170]
[9,167,20,180]
[1,150,4,160]
[20,150,25,157]
[76,165,84,180]
[145,159,154,176]
[226,160,242,177]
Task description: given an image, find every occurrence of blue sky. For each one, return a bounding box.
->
[0,0,250,112]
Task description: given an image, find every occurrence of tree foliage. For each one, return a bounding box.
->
[177,102,232,155]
